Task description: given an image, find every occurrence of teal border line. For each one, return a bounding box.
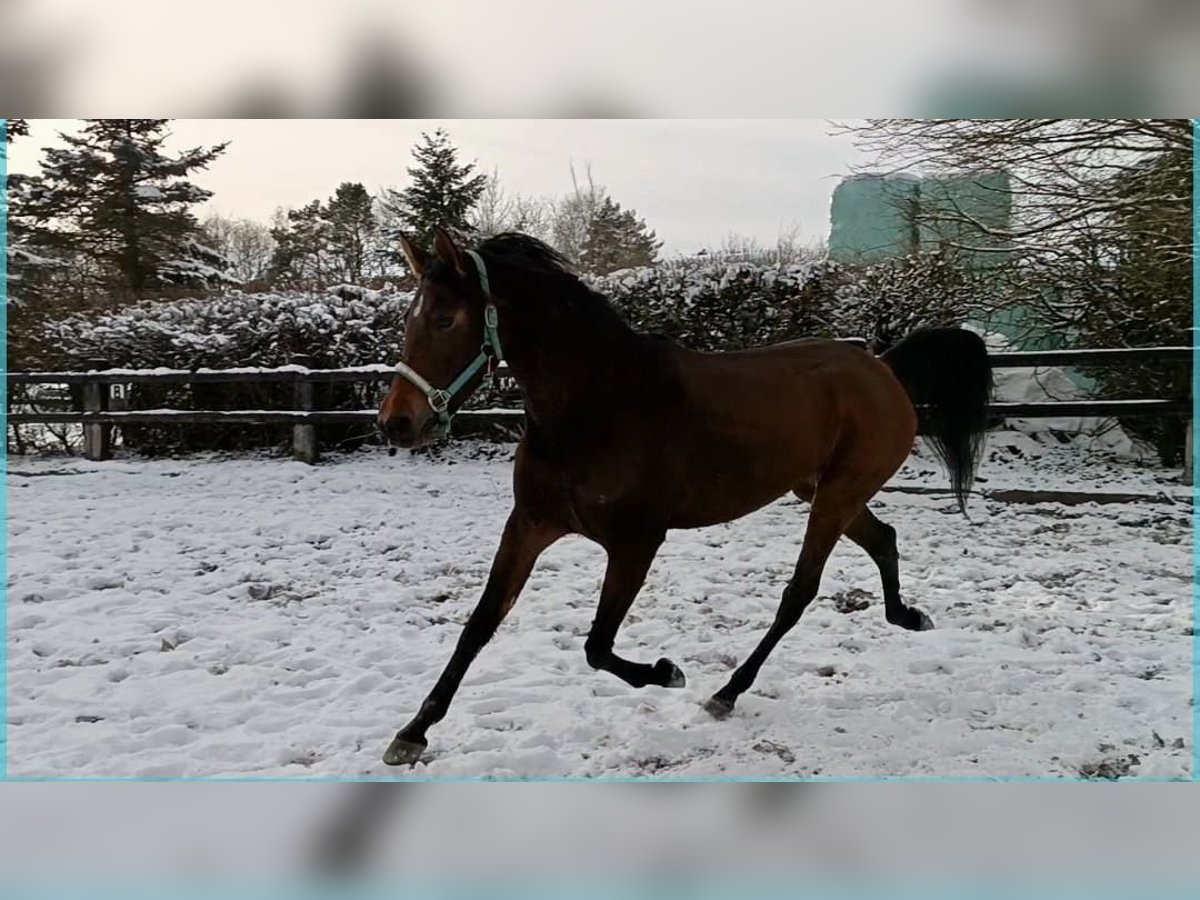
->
[1192,116,1199,784]
[2,117,9,781]
[0,120,1194,784]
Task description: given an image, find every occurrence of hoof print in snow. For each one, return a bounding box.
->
[633,755,682,775]
[1079,754,1140,780]
[753,740,796,765]
[1150,732,1186,751]
[247,583,273,601]
[247,582,305,607]
[286,750,321,768]
[833,589,871,614]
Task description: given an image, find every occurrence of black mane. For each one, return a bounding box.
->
[476,232,573,277]
[474,232,634,340]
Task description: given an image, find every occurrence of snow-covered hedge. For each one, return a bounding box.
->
[592,251,983,352]
[40,284,409,371]
[32,285,412,455]
[593,260,842,350]
[42,253,984,371]
[39,252,988,371]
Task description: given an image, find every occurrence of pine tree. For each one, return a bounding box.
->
[379,128,486,260]
[578,195,661,275]
[267,183,383,289]
[4,118,29,144]
[268,201,333,289]
[6,119,61,372]
[6,119,62,308]
[324,182,378,283]
[11,119,231,293]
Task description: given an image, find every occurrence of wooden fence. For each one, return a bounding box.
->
[6,345,1193,481]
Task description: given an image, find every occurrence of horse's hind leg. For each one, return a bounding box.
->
[584,533,685,689]
[793,487,931,632]
[704,487,858,719]
[841,507,933,632]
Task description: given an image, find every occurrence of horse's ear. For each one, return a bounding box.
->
[398,233,427,279]
[432,227,469,278]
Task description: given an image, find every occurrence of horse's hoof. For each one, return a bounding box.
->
[891,607,935,631]
[703,695,735,720]
[382,734,427,766]
[655,657,686,688]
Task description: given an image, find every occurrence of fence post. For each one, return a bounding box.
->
[292,354,319,464]
[82,358,112,461]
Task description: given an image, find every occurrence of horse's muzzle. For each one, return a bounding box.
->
[378,413,417,448]
[379,412,438,450]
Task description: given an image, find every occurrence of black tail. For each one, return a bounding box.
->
[882,328,993,514]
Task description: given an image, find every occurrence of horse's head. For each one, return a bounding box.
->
[378,228,500,449]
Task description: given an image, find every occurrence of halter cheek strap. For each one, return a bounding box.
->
[394,250,504,439]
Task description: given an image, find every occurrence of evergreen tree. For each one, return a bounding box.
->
[11,119,232,293]
[267,182,383,289]
[577,195,662,275]
[324,182,378,283]
[268,201,333,289]
[6,119,62,308]
[379,128,486,262]
[6,119,61,372]
[4,118,29,144]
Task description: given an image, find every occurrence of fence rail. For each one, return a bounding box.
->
[7,365,401,386]
[6,347,1191,386]
[5,409,526,425]
[6,344,1192,479]
[6,399,1190,427]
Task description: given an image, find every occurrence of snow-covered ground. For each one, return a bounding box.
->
[6,424,1192,780]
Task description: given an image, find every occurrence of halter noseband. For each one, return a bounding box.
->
[394,250,504,440]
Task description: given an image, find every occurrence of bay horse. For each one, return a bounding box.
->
[377,227,992,767]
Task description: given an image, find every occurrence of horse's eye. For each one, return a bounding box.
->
[433,315,455,331]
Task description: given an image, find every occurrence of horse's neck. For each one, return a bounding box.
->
[507,343,606,427]
[503,319,641,433]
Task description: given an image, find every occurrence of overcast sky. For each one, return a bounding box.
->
[8,119,873,256]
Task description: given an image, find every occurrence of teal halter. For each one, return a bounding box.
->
[394,250,505,440]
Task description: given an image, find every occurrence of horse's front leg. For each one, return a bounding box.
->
[383,511,564,766]
[583,532,685,689]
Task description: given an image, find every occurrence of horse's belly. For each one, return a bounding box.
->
[667,498,779,530]
[664,460,797,530]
